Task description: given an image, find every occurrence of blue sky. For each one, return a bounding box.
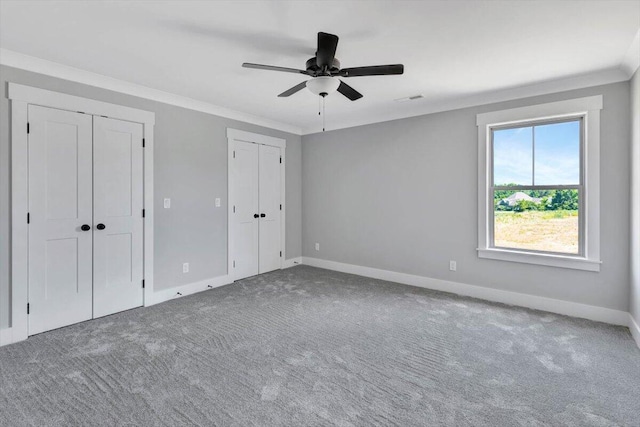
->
[493,120,580,186]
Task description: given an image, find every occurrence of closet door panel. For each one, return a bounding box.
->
[93,116,144,318]
[232,141,260,280]
[258,144,281,274]
[27,106,93,335]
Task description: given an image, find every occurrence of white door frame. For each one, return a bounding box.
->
[227,128,286,281]
[5,83,155,345]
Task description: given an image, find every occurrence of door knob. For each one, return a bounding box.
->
[81,224,91,231]
[253,214,259,218]
[96,223,106,230]
[260,213,266,218]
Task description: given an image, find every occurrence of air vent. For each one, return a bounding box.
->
[394,94,425,102]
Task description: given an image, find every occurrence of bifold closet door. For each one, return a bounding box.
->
[28,105,94,335]
[258,144,281,274]
[232,141,260,280]
[92,116,144,318]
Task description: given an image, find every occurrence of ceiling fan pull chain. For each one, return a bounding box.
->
[322,96,326,132]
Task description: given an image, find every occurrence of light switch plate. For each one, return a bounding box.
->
[183,262,189,273]
[215,198,221,208]
[164,198,171,209]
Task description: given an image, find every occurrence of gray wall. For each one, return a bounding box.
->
[302,82,630,312]
[631,69,640,324]
[0,65,302,330]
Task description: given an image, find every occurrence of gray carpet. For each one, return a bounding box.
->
[0,266,638,426]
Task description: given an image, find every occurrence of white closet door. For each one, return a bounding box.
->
[28,105,93,335]
[232,141,260,280]
[258,144,282,274]
[92,116,144,318]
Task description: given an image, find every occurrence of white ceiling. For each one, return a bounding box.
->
[1,1,638,134]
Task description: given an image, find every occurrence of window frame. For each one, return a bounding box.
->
[476,96,602,272]
[489,116,585,256]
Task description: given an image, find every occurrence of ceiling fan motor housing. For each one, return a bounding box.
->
[242,32,403,101]
[306,57,341,76]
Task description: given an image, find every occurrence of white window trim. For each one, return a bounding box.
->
[476,95,602,272]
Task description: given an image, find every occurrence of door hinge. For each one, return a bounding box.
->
[233,260,236,268]
[233,205,236,213]
[142,279,145,289]
[27,122,30,134]
[27,212,30,224]
[279,156,282,164]
[27,303,30,315]
[280,204,282,210]
[142,138,145,148]
[142,209,145,218]
[233,150,236,158]
[280,251,282,257]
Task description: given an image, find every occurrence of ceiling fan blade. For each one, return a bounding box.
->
[339,64,404,77]
[242,63,309,75]
[337,80,363,101]
[316,32,339,69]
[278,81,308,97]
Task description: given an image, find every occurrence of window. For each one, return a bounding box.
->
[492,118,582,255]
[477,96,602,271]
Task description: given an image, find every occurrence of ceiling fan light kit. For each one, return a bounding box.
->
[306,76,340,97]
[242,31,405,130]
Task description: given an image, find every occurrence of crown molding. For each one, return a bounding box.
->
[302,67,629,135]
[0,48,302,135]
[1,48,633,138]
[621,29,640,78]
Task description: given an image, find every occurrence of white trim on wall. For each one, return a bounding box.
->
[476,95,602,271]
[301,257,630,327]
[301,68,627,135]
[629,314,640,349]
[9,99,29,345]
[226,128,287,149]
[620,29,640,77]
[6,83,155,346]
[226,128,286,281]
[0,48,302,135]
[9,83,155,125]
[0,327,14,347]
[283,257,303,269]
[2,48,632,137]
[146,275,232,306]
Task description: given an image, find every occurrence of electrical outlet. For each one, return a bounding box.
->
[164,198,171,209]
[315,243,320,251]
[183,262,189,273]
[449,260,457,271]
[215,198,221,207]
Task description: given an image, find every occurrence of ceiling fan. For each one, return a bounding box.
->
[242,32,404,101]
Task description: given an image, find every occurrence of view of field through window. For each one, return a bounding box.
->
[493,189,579,253]
[491,119,581,254]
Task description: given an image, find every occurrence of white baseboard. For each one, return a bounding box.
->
[283,257,303,269]
[301,257,630,327]
[146,274,232,306]
[0,327,15,347]
[4,263,636,349]
[629,314,640,349]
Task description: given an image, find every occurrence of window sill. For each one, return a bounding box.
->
[477,248,601,272]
